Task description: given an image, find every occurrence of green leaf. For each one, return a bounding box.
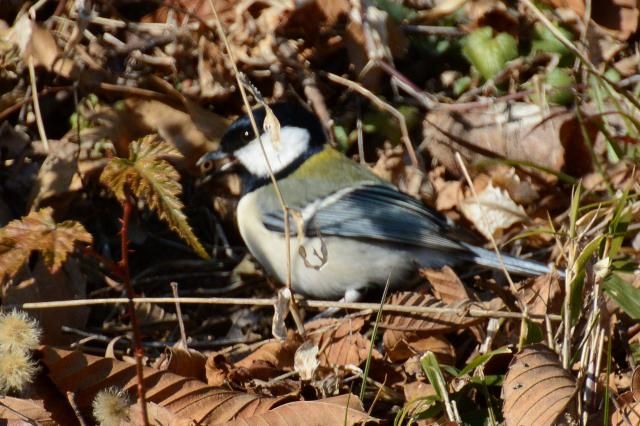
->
[569,235,604,324]
[462,27,518,81]
[457,346,511,377]
[531,22,574,65]
[545,68,574,105]
[420,352,446,401]
[603,273,640,319]
[100,135,209,259]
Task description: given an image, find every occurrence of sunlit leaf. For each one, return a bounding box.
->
[603,273,640,319]
[0,207,92,279]
[100,135,209,259]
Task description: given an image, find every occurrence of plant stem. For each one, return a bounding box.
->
[120,195,149,426]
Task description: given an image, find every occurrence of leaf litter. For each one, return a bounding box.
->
[1,0,640,424]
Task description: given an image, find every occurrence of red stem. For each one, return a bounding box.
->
[120,196,149,425]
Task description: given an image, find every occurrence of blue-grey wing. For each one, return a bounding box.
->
[262,184,465,251]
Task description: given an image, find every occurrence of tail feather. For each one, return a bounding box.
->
[461,243,564,278]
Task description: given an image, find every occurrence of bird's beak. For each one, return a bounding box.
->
[196,150,239,184]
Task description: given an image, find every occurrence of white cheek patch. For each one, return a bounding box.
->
[234,126,311,178]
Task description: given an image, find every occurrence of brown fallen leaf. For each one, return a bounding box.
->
[420,266,472,304]
[424,103,575,181]
[517,273,563,317]
[3,258,89,346]
[153,346,208,382]
[380,292,487,332]
[8,16,75,78]
[222,393,377,426]
[502,344,577,426]
[632,365,640,401]
[0,207,92,279]
[611,391,640,425]
[460,182,528,240]
[124,98,226,170]
[39,346,295,424]
[592,0,639,41]
[0,396,55,424]
[306,317,377,367]
[384,330,455,364]
[27,140,79,212]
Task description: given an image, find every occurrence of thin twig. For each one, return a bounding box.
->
[170,282,188,349]
[13,296,562,321]
[27,56,49,153]
[326,72,421,170]
[206,0,304,336]
[119,196,149,426]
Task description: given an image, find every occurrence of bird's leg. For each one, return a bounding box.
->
[307,288,363,321]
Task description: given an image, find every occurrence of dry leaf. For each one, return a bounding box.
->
[632,366,640,401]
[27,140,79,212]
[424,103,570,181]
[0,207,92,279]
[435,180,463,211]
[222,393,377,426]
[517,273,563,317]
[384,330,455,364]
[421,266,472,303]
[306,318,376,367]
[0,396,55,424]
[153,346,208,382]
[611,391,640,425]
[39,346,294,424]
[502,344,577,426]
[124,98,225,169]
[380,292,485,332]
[294,341,319,381]
[8,16,74,78]
[3,258,89,345]
[460,182,528,240]
[592,0,639,41]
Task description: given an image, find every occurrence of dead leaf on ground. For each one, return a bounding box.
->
[543,0,585,16]
[124,98,226,169]
[611,391,640,425]
[502,344,577,426]
[424,103,577,181]
[435,180,464,211]
[0,396,55,424]
[153,345,208,382]
[632,365,640,401]
[460,182,528,240]
[306,317,377,367]
[517,273,563,317]
[223,393,377,426]
[592,0,639,41]
[384,330,455,364]
[380,292,487,332]
[39,346,295,424]
[3,258,89,345]
[421,266,472,303]
[27,140,79,213]
[8,16,74,78]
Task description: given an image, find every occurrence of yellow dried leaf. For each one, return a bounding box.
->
[0,207,92,279]
[100,135,209,259]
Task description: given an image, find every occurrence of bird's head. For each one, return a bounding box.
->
[198,103,326,188]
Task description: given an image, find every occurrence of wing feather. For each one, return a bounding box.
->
[262,184,464,251]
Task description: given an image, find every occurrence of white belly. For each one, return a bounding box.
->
[237,191,421,299]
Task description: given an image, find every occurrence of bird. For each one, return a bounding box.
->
[198,102,557,302]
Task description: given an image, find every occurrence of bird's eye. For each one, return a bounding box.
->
[241,129,252,142]
[200,160,213,173]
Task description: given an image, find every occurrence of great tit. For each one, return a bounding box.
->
[198,103,556,301]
